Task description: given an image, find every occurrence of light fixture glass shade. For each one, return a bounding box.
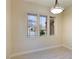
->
[50,7,64,14]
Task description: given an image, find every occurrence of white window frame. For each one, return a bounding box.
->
[26,13,55,37]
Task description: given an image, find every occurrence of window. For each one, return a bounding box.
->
[40,16,47,36]
[27,14,38,36]
[27,13,54,37]
[50,16,54,35]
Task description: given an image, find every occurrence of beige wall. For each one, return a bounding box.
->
[6,0,12,59]
[11,0,62,56]
[62,7,72,49]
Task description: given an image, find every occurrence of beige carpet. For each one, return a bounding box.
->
[11,47,72,59]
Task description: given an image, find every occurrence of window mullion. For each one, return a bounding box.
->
[37,14,40,36]
[47,16,50,36]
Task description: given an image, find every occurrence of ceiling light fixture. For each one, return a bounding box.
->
[50,0,64,14]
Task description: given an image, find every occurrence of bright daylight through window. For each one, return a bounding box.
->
[27,14,47,37]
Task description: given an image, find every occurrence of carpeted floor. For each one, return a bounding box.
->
[12,47,72,59]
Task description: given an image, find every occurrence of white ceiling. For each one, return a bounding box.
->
[24,0,72,9]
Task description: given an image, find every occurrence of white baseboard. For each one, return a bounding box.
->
[10,45,61,58]
[62,44,72,50]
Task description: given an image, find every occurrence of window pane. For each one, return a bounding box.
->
[50,16,54,35]
[27,14,37,36]
[40,16,47,36]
